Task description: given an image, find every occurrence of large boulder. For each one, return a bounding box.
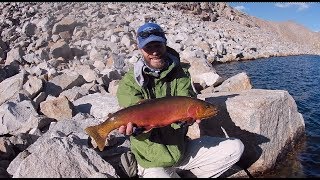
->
[195,89,305,177]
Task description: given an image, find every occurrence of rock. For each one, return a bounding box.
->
[197,89,305,177]
[107,80,119,96]
[40,96,74,121]
[5,46,25,65]
[52,17,78,34]
[73,93,120,119]
[23,75,43,99]
[49,39,72,60]
[0,72,25,106]
[214,72,252,93]
[7,133,118,178]
[73,64,99,83]
[0,100,39,136]
[44,71,86,97]
[59,86,89,102]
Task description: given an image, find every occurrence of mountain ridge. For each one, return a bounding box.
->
[169,2,320,53]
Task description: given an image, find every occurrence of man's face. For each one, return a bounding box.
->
[140,41,167,70]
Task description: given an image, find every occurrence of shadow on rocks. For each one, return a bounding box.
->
[88,133,131,178]
[44,82,63,97]
[74,103,92,115]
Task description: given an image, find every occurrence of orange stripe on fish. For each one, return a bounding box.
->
[85,96,219,151]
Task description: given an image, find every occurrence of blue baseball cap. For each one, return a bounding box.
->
[137,22,167,49]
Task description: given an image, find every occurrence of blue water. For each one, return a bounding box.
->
[213,55,320,177]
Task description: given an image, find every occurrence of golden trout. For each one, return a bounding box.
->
[85,96,218,151]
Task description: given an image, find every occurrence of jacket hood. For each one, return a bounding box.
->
[134,52,180,87]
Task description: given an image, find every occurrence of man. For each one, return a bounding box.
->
[116,22,244,178]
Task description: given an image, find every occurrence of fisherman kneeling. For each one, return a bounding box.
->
[116,22,244,178]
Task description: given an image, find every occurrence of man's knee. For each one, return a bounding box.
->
[228,138,244,159]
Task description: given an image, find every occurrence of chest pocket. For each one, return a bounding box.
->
[145,67,179,98]
[146,77,175,98]
[163,71,177,97]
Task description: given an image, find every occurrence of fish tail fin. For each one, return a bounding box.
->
[85,124,111,151]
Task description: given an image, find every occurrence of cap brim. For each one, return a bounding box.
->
[138,35,166,49]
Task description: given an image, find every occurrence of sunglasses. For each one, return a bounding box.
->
[138,27,164,39]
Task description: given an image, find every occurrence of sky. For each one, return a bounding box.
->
[227,2,320,32]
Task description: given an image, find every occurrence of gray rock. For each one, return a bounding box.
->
[44,71,86,97]
[59,86,89,102]
[5,46,25,66]
[49,39,72,60]
[0,100,38,135]
[214,72,252,93]
[52,17,77,34]
[0,72,25,106]
[73,93,120,119]
[23,75,43,99]
[198,89,305,177]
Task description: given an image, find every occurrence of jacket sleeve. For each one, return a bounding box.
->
[116,74,144,108]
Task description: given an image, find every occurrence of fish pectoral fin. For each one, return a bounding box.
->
[143,125,155,131]
[132,126,155,136]
[132,127,146,136]
[176,118,195,127]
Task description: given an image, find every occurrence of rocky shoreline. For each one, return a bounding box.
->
[0,2,309,178]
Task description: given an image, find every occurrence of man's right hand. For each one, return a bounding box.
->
[119,122,134,136]
[119,122,152,136]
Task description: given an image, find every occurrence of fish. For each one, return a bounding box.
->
[85,96,219,151]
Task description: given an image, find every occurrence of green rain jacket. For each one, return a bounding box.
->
[116,48,196,168]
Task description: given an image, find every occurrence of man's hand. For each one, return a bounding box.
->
[195,119,201,124]
[119,122,134,135]
[119,122,152,136]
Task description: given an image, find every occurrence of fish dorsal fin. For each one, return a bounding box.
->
[106,106,124,119]
[136,99,151,105]
[107,113,114,118]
